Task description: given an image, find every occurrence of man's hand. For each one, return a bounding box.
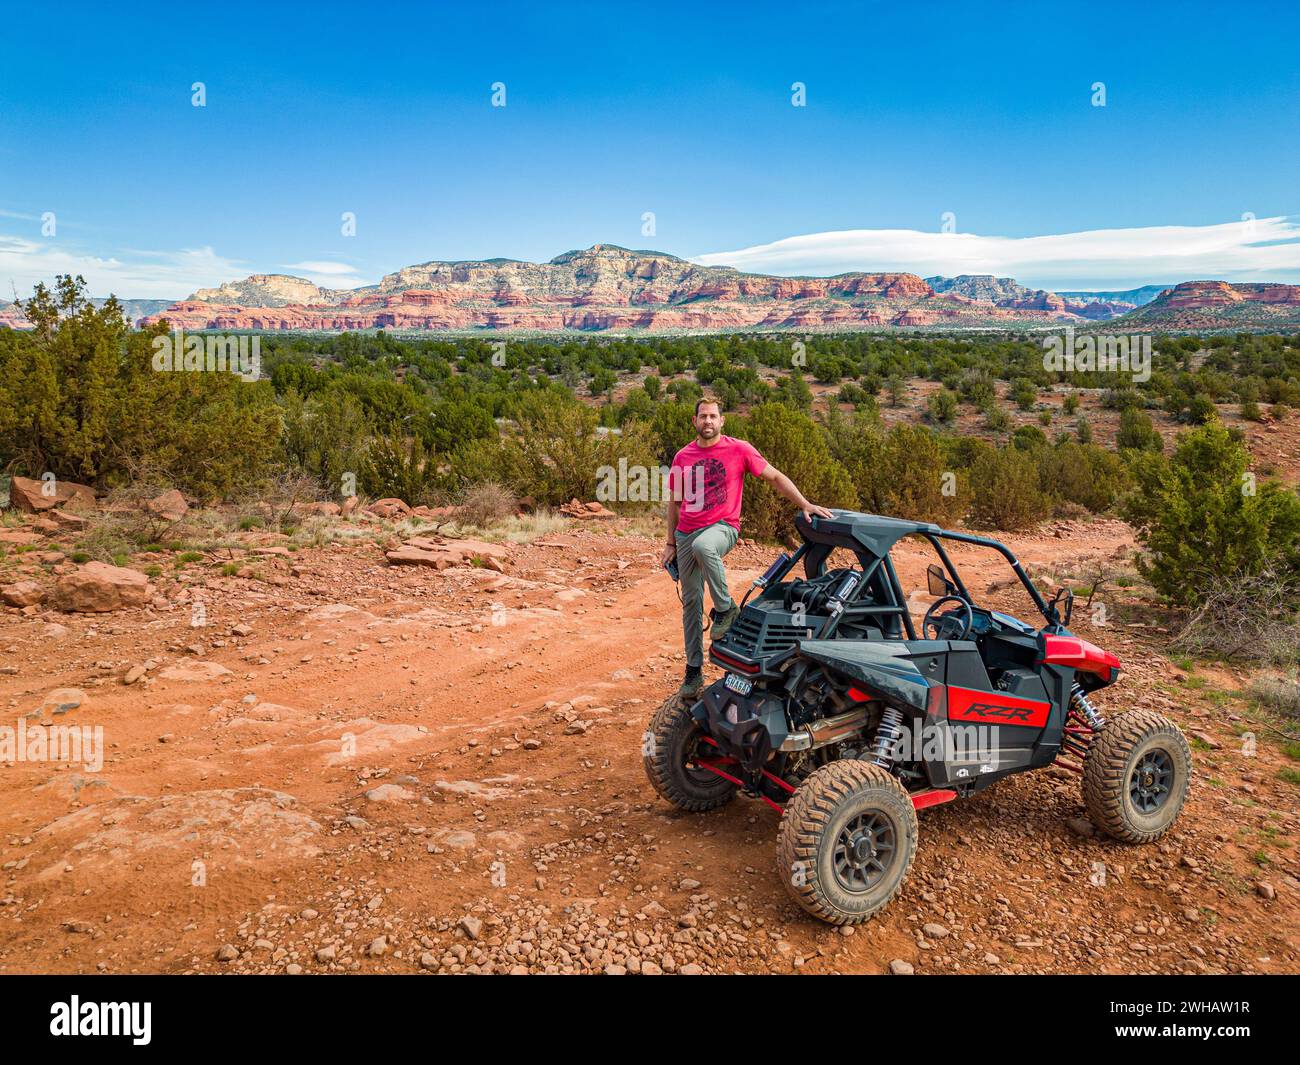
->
[660,540,677,567]
[759,465,836,523]
[801,503,835,523]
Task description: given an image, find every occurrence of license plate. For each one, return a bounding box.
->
[723,673,753,696]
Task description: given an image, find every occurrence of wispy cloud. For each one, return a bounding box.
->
[0,235,248,300]
[695,218,1300,290]
[283,260,360,276]
[281,260,371,289]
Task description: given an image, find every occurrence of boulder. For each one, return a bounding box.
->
[53,562,149,613]
[8,476,97,514]
[385,546,456,570]
[157,659,234,682]
[50,509,88,529]
[341,496,359,517]
[145,489,189,522]
[306,501,341,516]
[386,537,509,569]
[367,497,413,519]
[560,498,616,519]
[1,581,45,608]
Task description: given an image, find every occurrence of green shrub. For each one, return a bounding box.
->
[885,375,906,407]
[1116,408,1163,452]
[839,423,966,525]
[730,403,856,541]
[0,276,281,499]
[1011,378,1037,411]
[360,433,439,505]
[1122,421,1300,606]
[984,404,1010,431]
[957,368,995,408]
[458,390,658,508]
[927,388,959,425]
[969,448,1049,531]
[1186,395,1217,424]
[1038,442,1129,513]
[1012,425,1048,451]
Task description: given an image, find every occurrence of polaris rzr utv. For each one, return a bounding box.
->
[644,511,1191,925]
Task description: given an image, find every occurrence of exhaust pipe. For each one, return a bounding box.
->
[779,707,868,752]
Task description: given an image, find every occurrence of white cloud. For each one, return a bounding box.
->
[694,218,1300,290]
[0,235,248,300]
[283,260,360,276]
[280,260,371,289]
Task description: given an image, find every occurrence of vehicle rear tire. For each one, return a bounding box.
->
[776,760,917,925]
[643,695,737,812]
[1083,708,1191,843]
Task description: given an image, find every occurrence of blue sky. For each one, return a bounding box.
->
[2,0,1299,297]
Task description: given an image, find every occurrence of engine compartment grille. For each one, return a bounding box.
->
[720,608,812,658]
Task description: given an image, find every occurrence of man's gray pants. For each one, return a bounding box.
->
[675,521,739,670]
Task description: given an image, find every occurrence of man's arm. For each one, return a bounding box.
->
[759,465,835,523]
[662,497,680,565]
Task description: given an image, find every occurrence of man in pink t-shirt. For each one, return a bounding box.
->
[663,398,834,698]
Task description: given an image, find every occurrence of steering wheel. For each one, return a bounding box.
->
[923,595,974,641]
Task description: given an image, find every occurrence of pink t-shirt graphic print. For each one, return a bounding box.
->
[670,435,768,534]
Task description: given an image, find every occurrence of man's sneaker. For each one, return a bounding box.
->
[678,669,704,699]
[710,604,741,641]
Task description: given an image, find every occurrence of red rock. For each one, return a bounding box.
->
[145,489,189,521]
[341,496,359,517]
[53,562,150,613]
[560,499,616,519]
[133,245,1096,335]
[385,546,455,569]
[1,581,45,607]
[50,509,88,529]
[306,501,341,516]
[8,476,96,513]
[367,498,413,519]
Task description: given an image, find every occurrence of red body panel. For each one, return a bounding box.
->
[946,685,1051,728]
[1039,634,1121,679]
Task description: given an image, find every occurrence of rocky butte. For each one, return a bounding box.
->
[137,245,1135,334]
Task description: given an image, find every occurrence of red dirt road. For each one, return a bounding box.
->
[1,518,1295,974]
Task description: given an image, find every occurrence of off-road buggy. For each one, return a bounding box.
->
[644,511,1191,925]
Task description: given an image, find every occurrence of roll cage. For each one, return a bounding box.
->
[743,511,1069,643]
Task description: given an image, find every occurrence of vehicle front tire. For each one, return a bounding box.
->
[1083,708,1192,843]
[643,695,737,812]
[776,760,917,925]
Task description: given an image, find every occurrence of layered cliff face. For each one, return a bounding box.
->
[139,245,1110,333]
[925,274,1034,303]
[1123,281,1300,330]
[0,300,28,329]
[13,249,1300,334]
[191,274,355,308]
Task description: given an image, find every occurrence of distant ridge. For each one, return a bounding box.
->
[135,245,1145,333]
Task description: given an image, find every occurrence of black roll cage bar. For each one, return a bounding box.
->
[744,518,1063,646]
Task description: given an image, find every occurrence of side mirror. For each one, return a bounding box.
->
[927,564,955,597]
[1050,586,1075,626]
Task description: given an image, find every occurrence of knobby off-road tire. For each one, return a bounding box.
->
[776,760,917,925]
[1083,708,1192,843]
[643,695,737,812]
